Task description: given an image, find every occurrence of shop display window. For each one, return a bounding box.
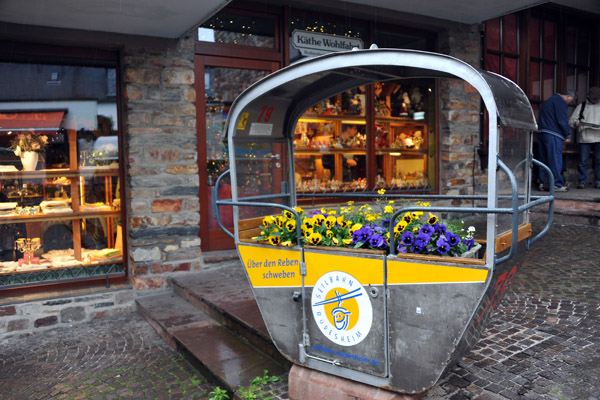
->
[0,60,124,290]
[293,79,436,192]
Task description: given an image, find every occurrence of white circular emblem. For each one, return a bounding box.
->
[311,271,372,346]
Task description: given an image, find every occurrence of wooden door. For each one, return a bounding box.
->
[196,56,279,251]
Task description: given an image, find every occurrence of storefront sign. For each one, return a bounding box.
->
[292,30,364,57]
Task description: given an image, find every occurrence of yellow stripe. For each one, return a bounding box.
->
[387,259,488,284]
[304,250,383,286]
[238,245,303,287]
[239,244,487,287]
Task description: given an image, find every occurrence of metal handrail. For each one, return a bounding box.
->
[212,157,555,266]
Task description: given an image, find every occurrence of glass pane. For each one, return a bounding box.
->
[295,79,435,192]
[566,27,576,64]
[542,63,555,101]
[289,12,366,63]
[543,21,556,60]
[503,57,518,83]
[199,12,276,48]
[502,14,518,54]
[497,126,529,231]
[577,71,588,103]
[486,18,500,51]
[486,54,500,74]
[577,30,590,66]
[0,61,123,281]
[205,66,269,227]
[566,66,575,94]
[529,18,540,58]
[530,61,540,102]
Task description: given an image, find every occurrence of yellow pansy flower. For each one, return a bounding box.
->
[268,236,281,245]
[308,232,322,245]
[285,220,296,232]
[427,213,438,225]
[284,209,294,219]
[384,205,394,214]
[312,214,325,227]
[325,216,337,229]
[378,188,386,195]
[262,215,275,227]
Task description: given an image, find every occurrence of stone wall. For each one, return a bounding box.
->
[437,24,486,197]
[0,285,135,341]
[121,33,202,291]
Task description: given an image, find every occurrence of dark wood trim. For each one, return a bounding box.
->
[194,42,282,61]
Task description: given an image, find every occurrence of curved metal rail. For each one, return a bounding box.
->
[212,156,555,267]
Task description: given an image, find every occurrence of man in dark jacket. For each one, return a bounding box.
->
[537,90,578,191]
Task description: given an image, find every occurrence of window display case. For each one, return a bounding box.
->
[0,59,124,291]
[0,129,123,287]
[293,81,434,192]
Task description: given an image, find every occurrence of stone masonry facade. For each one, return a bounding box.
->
[121,33,202,291]
[0,22,484,340]
[438,24,486,199]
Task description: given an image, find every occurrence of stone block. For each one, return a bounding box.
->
[132,246,162,262]
[131,199,150,213]
[288,365,424,400]
[124,85,142,100]
[60,307,86,323]
[165,164,198,174]
[7,319,28,332]
[132,277,165,290]
[34,316,58,328]
[151,199,183,213]
[0,305,17,317]
[181,238,200,248]
[163,69,194,85]
[132,264,149,276]
[147,148,182,163]
[152,263,175,274]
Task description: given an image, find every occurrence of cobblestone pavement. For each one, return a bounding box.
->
[426,222,600,400]
[0,313,215,399]
[1,222,598,400]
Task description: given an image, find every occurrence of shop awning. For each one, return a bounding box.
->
[0,110,66,133]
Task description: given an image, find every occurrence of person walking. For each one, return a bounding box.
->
[537,90,578,191]
[569,86,600,189]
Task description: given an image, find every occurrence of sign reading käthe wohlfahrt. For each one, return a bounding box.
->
[291,30,364,57]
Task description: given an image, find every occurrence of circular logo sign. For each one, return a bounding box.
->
[311,271,372,346]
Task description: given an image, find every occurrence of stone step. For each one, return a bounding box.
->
[170,266,288,365]
[136,292,288,394]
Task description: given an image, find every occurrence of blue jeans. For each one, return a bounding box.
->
[577,142,600,184]
[537,133,565,188]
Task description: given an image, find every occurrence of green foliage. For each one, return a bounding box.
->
[209,386,230,400]
[237,370,282,400]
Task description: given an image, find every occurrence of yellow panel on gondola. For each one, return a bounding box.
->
[388,259,488,285]
[304,251,384,286]
[238,244,302,288]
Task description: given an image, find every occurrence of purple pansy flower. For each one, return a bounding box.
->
[401,231,414,246]
[436,237,450,254]
[445,232,460,246]
[412,238,428,254]
[420,224,435,236]
[462,237,475,250]
[369,234,386,249]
